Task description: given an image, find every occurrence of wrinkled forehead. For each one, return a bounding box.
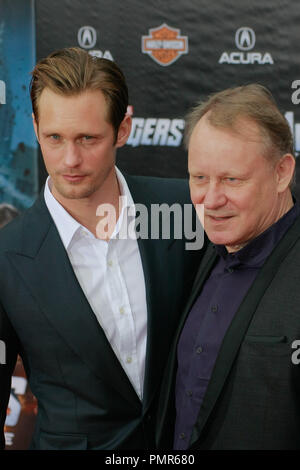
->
[191,112,273,158]
[207,111,266,142]
[188,114,276,175]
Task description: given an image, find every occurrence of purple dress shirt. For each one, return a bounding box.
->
[174,202,300,450]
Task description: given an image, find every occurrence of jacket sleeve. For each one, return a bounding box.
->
[0,302,19,450]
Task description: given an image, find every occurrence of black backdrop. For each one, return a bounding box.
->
[34,0,300,200]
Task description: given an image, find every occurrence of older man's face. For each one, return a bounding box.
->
[188,116,285,252]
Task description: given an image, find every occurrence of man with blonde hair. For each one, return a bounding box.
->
[157,84,300,450]
[0,47,200,450]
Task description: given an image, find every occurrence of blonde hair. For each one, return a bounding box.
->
[30,47,128,140]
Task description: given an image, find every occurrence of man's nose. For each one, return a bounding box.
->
[204,182,227,209]
[64,142,82,167]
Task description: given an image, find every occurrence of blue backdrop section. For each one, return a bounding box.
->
[0,0,38,210]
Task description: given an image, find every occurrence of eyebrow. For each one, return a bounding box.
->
[41,131,103,138]
[189,169,251,178]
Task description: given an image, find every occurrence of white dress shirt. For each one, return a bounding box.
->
[44,167,147,399]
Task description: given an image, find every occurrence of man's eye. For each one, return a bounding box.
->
[50,134,60,140]
[83,136,94,141]
[194,175,206,182]
[225,177,237,182]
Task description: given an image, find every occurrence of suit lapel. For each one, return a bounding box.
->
[190,215,300,446]
[7,194,141,410]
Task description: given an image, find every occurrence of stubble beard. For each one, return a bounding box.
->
[51,164,116,202]
[52,174,99,200]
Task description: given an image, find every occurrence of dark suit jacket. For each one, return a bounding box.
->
[0,174,203,450]
[157,213,300,450]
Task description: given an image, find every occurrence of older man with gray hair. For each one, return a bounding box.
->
[157,84,300,450]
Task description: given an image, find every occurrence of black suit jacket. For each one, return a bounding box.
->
[0,174,203,450]
[157,213,300,450]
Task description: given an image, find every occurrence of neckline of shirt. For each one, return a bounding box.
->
[44,166,135,249]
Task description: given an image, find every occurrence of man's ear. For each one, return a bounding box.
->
[115,114,132,148]
[276,153,296,192]
[32,113,39,143]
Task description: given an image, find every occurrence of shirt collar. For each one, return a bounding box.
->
[110,167,136,239]
[215,201,300,269]
[44,166,135,249]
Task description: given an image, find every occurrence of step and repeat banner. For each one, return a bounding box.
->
[1,0,300,449]
[0,0,38,451]
[34,0,300,201]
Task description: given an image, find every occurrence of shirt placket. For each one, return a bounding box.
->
[106,240,142,398]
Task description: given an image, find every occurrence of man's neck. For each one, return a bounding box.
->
[226,190,294,253]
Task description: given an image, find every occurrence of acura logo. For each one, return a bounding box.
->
[77,26,97,49]
[235,27,256,51]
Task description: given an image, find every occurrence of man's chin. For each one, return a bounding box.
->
[207,232,246,252]
[206,231,232,247]
[52,183,95,201]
